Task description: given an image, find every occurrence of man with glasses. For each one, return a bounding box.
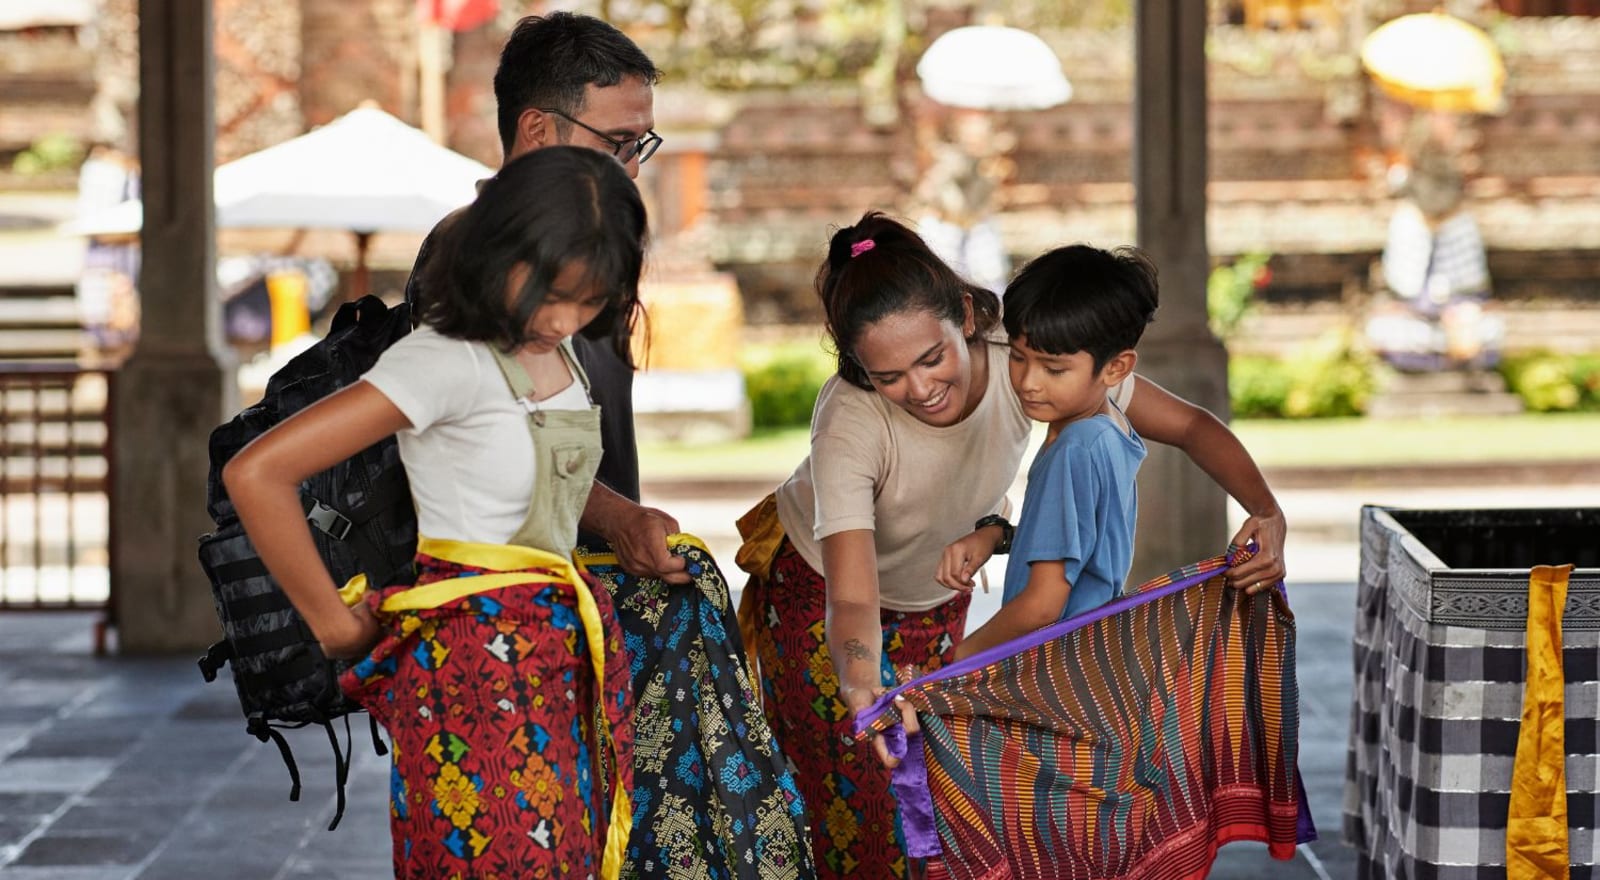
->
[536,107,663,167]
[405,11,688,585]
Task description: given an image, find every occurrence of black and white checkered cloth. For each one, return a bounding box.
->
[1345,507,1600,879]
[1382,204,1490,307]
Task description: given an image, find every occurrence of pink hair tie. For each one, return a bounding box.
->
[850,239,876,258]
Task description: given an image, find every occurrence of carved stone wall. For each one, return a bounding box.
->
[213,0,303,162]
[18,3,1600,317]
[299,0,416,129]
[700,16,1600,321]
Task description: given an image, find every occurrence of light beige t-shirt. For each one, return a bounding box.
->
[774,340,1021,612]
[775,342,1137,612]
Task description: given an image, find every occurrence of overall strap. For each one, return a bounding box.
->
[486,339,592,403]
[561,338,593,398]
[487,345,537,400]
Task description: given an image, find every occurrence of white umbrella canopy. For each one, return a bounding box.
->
[62,104,493,297]
[916,26,1073,112]
[213,104,490,232]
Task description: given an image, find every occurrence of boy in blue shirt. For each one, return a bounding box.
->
[945,244,1158,662]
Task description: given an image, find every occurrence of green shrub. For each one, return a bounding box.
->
[1208,251,1271,341]
[1500,352,1600,412]
[12,133,84,176]
[1228,330,1377,419]
[742,342,835,429]
[1282,328,1377,418]
[1575,355,1600,410]
[1229,355,1291,419]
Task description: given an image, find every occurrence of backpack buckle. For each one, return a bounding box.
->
[305,500,353,541]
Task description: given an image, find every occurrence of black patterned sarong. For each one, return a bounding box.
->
[578,537,816,880]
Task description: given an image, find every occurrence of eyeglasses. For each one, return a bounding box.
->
[539,108,663,164]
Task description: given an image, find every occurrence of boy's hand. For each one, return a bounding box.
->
[937,529,997,592]
[1225,508,1287,595]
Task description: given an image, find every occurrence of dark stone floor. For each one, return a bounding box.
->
[0,584,1360,879]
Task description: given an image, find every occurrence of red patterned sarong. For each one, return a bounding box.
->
[748,539,969,880]
[341,540,634,880]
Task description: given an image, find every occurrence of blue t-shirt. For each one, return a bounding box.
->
[1001,413,1147,620]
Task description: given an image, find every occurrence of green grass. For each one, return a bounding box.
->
[640,412,1600,480]
[640,426,813,479]
[1231,412,1600,468]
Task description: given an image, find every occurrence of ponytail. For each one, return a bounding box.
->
[815,211,1000,391]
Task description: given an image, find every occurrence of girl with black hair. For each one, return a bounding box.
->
[736,211,1288,880]
[224,146,644,880]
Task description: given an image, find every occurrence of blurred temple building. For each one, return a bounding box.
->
[3,0,1600,357]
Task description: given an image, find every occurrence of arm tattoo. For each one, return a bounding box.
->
[841,638,874,665]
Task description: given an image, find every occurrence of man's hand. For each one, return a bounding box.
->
[936,528,999,593]
[606,503,691,584]
[1226,507,1288,595]
[581,482,691,584]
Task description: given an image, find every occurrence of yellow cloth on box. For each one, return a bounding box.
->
[1506,563,1574,880]
[340,536,634,880]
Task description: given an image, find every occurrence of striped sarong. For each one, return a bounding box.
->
[855,551,1314,880]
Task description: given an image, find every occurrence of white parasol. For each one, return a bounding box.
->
[63,104,492,298]
[916,26,1072,112]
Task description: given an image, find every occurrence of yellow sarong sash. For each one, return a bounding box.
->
[573,532,712,570]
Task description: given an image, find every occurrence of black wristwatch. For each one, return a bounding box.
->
[974,514,1013,555]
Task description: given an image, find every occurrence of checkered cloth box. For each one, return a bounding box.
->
[1345,506,1600,880]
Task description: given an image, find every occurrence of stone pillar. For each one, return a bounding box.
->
[113,0,235,652]
[1129,0,1231,583]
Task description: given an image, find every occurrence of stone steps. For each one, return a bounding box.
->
[1365,369,1526,419]
[1232,304,1600,358]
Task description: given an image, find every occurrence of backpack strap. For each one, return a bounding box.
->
[302,480,411,588]
[369,714,388,757]
[325,718,352,831]
[248,716,304,804]
[327,293,390,336]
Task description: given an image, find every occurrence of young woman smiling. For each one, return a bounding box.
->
[735,211,1287,880]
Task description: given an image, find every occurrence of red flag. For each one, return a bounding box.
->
[416,0,498,32]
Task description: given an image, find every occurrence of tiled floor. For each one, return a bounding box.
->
[0,578,1362,879]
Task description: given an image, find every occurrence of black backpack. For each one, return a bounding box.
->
[196,294,418,829]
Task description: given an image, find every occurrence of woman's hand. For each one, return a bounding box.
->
[1226,507,1288,595]
[843,685,918,769]
[319,601,383,660]
[936,528,999,592]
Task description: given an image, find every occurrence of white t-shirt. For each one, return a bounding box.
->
[360,324,589,545]
[775,340,1136,613]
